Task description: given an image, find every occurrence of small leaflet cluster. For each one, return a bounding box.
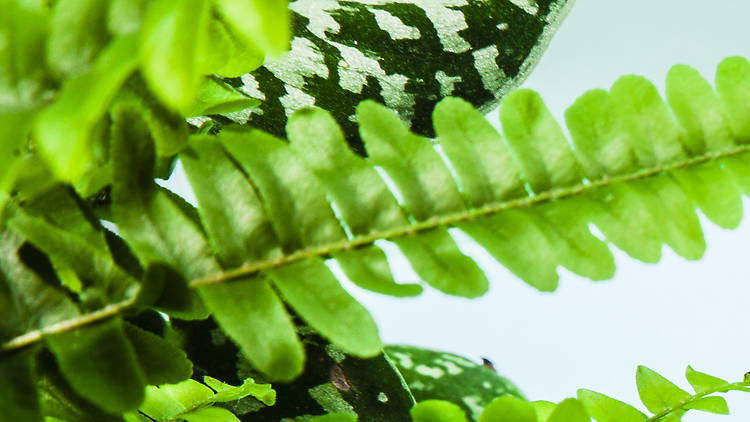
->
[410,366,750,422]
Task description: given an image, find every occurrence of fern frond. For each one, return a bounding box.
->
[3,56,750,398]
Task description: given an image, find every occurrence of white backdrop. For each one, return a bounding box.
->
[165,1,750,420]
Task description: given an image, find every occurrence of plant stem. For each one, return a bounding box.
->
[646,381,750,421]
[2,144,750,353]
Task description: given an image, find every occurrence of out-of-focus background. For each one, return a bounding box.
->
[342,1,750,420]
[165,1,750,419]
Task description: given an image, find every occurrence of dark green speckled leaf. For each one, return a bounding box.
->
[385,345,524,422]
[212,0,574,153]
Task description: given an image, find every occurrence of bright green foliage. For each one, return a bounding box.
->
[45,318,147,413]
[685,366,730,393]
[212,0,289,56]
[577,366,750,421]
[122,322,193,385]
[479,396,537,422]
[139,0,212,113]
[4,55,750,421]
[0,0,288,195]
[545,399,589,422]
[410,400,469,422]
[197,277,305,382]
[35,34,139,182]
[636,365,692,414]
[268,260,381,357]
[130,376,272,421]
[577,390,648,422]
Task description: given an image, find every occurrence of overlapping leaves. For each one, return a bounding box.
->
[411,366,750,422]
[0,0,286,196]
[3,55,750,419]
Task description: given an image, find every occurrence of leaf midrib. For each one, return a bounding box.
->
[3,142,750,353]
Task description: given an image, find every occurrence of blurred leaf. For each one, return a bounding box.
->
[0,0,48,100]
[211,18,265,77]
[479,396,536,422]
[123,322,193,385]
[187,77,259,117]
[0,349,42,422]
[35,34,139,182]
[0,108,35,210]
[636,366,691,414]
[577,389,647,422]
[45,318,147,413]
[533,401,556,422]
[116,76,190,157]
[140,0,211,112]
[547,398,589,422]
[212,0,289,55]
[108,0,148,35]
[410,400,469,422]
[47,0,109,78]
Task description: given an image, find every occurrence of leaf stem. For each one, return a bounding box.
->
[189,144,750,287]
[2,144,750,353]
[646,381,750,421]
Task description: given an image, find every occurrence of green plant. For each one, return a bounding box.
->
[2,0,750,421]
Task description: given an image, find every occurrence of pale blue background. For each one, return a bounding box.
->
[343,1,750,420]
[165,1,750,420]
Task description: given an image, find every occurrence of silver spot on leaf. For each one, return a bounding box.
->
[279,86,316,116]
[435,70,462,96]
[369,8,421,40]
[328,40,416,124]
[355,0,472,53]
[265,37,329,89]
[509,0,539,15]
[289,0,342,38]
[473,45,507,99]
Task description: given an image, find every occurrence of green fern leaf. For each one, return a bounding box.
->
[45,318,147,413]
[0,349,43,422]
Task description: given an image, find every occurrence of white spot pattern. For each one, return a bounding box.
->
[435,70,463,96]
[415,364,445,378]
[264,37,329,88]
[327,40,416,124]
[279,86,317,116]
[289,0,342,37]
[369,8,421,40]
[473,45,506,99]
[509,0,539,15]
